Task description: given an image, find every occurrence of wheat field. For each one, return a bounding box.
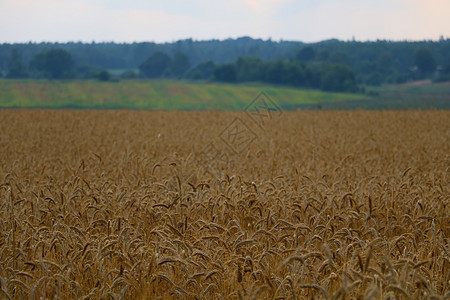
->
[0,110,448,299]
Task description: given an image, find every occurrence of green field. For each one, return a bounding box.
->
[356,81,450,109]
[1,79,449,110]
[0,79,367,110]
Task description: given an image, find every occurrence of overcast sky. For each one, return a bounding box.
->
[1,0,449,43]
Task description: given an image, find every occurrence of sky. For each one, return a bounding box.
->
[1,0,449,43]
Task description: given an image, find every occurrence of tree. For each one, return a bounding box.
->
[6,49,26,78]
[30,49,74,79]
[316,50,329,61]
[171,52,191,78]
[329,52,349,65]
[321,64,357,92]
[283,62,306,86]
[96,70,111,81]
[443,64,450,75]
[296,46,316,62]
[366,72,383,86]
[185,60,216,80]
[264,60,287,84]
[433,63,450,82]
[44,49,74,79]
[376,52,393,74]
[414,48,436,75]
[235,56,264,82]
[29,52,46,77]
[214,63,237,82]
[139,52,172,78]
[195,60,216,79]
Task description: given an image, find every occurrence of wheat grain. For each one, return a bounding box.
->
[0,110,447,298]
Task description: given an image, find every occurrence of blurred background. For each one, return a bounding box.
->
[0,0,449,109]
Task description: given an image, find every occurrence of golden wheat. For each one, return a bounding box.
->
[0,110,448,299]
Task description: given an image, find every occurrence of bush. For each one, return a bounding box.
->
[121,70,138,79]
[96,70,111,81]
[433,74,450,83]
[214,64,237,82]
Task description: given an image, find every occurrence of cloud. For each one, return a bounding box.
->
[0,0,448,43]
[0,0,288,42]
[0,0,202,42]
[275,0,450,42]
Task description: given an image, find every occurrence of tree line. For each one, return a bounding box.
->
[186,57,358,92]
[1,37,449,91]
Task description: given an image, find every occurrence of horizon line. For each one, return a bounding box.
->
[1,35,449,45]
